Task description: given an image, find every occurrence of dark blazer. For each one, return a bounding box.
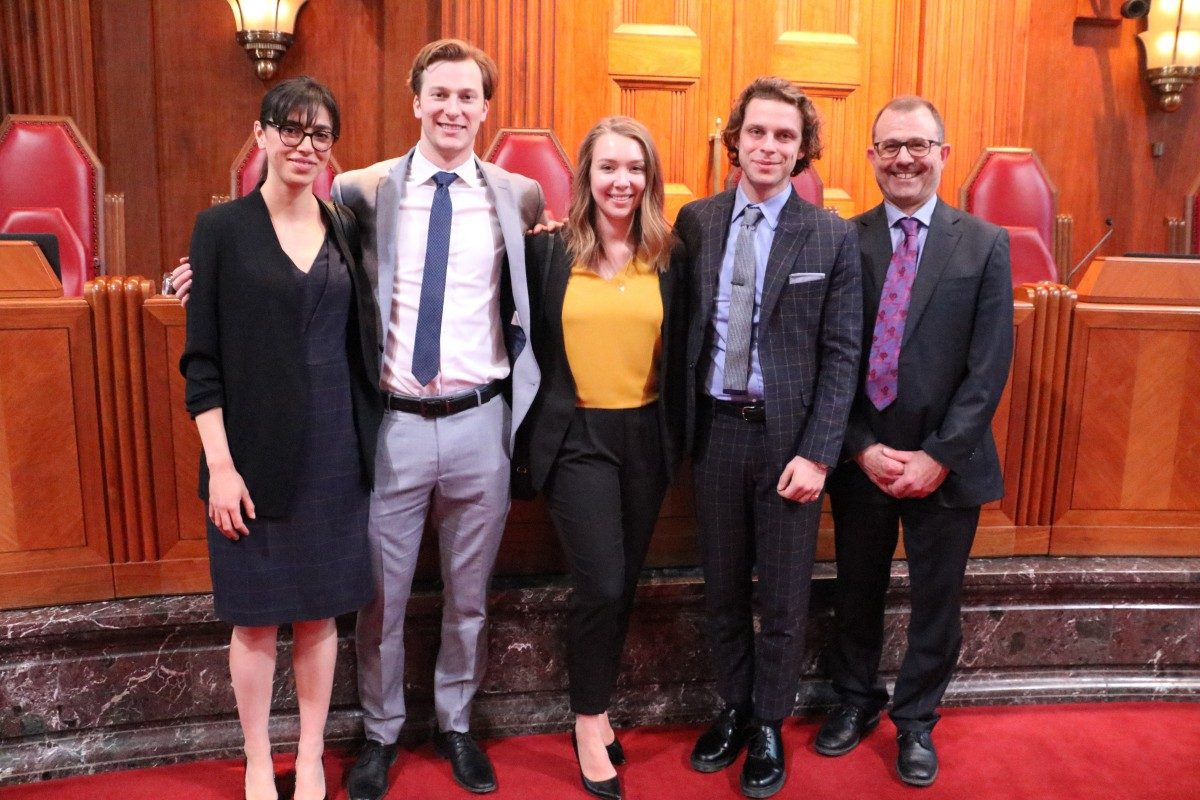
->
[517,231,689,494]
[827,199,1013,507]
[180,190,383,517]
[674,188,862,472]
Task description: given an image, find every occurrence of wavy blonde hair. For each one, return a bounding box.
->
[563,116,672,273]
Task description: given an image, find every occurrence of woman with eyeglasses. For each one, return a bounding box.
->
[180,76,381,800]
[518,117,687,800]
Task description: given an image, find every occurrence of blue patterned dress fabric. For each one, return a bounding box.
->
[207,235,373,625]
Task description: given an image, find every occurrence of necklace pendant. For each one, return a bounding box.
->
[618,281,626,292]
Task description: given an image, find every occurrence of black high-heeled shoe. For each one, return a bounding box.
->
[571,732,622,800]
[604,734,626,767]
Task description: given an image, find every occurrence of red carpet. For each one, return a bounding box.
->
[2,703,1198,800]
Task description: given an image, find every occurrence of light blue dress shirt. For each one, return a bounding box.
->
[705,183,793,401]
[883,193,938,263]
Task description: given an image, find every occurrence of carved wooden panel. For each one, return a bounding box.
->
[138,297,210,595]
[85,277,157,570]
[1051,304,1200,555]
[555,0,726,220]
[729,0,901,217]
[920,0,1032,209]
[442,0,558,153]
[0,298,111,608]
[0,0,97,145]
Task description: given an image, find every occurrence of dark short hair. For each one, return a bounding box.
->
[409,39,498,100]
[721,77,822,176]
[259,76,340,138]
[871,95,945,142]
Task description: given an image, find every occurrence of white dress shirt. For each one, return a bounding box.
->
[381,148,507,396]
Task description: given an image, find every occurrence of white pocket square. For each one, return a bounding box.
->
[788,272,826,284]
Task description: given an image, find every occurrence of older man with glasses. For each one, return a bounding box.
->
[817,95,1013,788]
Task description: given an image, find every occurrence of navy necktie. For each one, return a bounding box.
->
[411,170,458,386]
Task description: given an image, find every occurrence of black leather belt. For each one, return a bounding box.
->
[711,398,766,422]
[383,381,501,418]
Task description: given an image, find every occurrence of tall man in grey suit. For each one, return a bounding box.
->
[674,77,861,799]
[332,40,545,799]
[816,96,1012,787]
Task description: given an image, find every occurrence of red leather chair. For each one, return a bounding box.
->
[724,166,825,208]
[483,129,573,221]
[1186,172,1200,255]
[1006,225,1058,284]
[0,115,104,296]
[960,147,1073,284]
[229,132,341,201]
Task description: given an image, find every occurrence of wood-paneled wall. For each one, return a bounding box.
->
[4,1,1197,274]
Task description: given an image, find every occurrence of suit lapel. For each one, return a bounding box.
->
[857,204,893,303]
[374,150,412,337]
[698,191,735,319]
[480,160,534,334]
[760,192,813,321]
[544,236,571,345]
[902,199,961,346]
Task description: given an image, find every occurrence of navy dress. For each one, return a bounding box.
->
[207,236,373,626]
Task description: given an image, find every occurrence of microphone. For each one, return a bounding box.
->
[1065,217,1114,285]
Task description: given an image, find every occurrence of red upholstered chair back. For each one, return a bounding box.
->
[960,148,1058,264]
[230,133,340,200]
[0,115,103,296]
[483,129,573,221]
[1192,197,1200,255]
[1005,225,1058,284]
[724,166,825,207]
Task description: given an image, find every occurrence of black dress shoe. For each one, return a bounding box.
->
[434,730,497,794]
[740,721,786,798]
[572,732,622,800]
[689,706,751,772]
[814,704,881,756]
[605,734,626,767]
[346,739,399,800]
[896,730,938,787]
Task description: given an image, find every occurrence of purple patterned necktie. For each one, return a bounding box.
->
[866,216,921,410]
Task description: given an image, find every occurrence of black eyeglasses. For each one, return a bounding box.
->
[872,138,940,159]
[266,121,338,152]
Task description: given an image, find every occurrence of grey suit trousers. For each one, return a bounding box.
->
[356,395,510,742]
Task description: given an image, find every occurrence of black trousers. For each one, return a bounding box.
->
[827,491,979,732]
[544,404,667,715]
[692,410,822,721]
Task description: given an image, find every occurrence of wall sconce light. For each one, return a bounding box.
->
[226,0,308,80]
[1137,0,1200,111]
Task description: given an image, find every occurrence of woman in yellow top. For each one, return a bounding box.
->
[521,117,688,800]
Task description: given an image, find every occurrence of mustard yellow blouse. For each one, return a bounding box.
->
[562,259,663,409]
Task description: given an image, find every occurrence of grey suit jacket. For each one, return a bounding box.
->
[827,199,1013,507]
[674,188,862,472]
[331,149,546,451]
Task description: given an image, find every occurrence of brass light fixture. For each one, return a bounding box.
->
[227,0,308,80]
[1137,0,1200,111]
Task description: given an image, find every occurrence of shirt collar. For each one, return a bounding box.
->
[732,182,792,230]
[883,193,938,230]
[409,146,484,188]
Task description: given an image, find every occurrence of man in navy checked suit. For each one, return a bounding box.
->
[673,77,861,798]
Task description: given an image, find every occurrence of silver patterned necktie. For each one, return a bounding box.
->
[722,204,763,394]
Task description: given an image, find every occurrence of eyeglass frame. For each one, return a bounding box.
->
[871,138,942,159]
[263,120,338,152]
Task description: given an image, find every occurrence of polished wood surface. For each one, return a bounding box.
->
[1076,256,1200,305]
[0,0,97,145]
[1052,303,1200,555]
[0,297,111,608]
[0,242,62,298]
